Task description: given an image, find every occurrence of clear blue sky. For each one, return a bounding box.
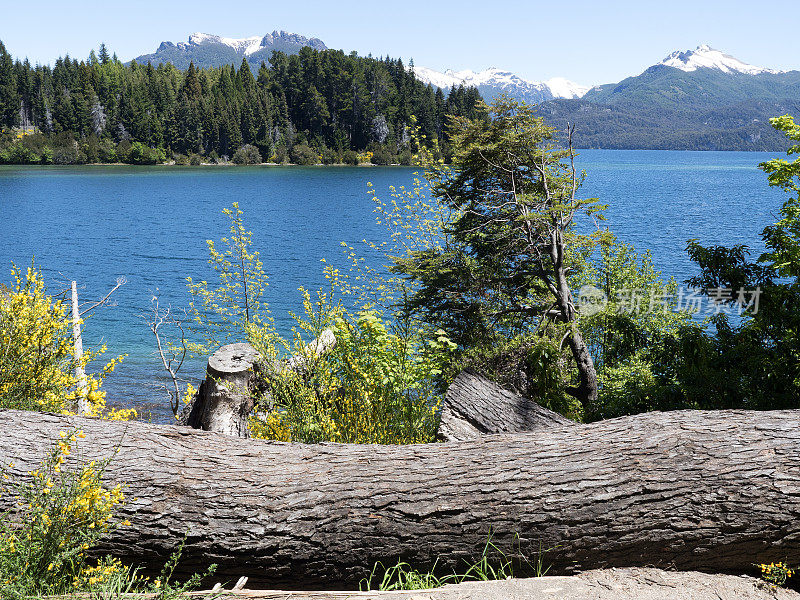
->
[2,0,797,85]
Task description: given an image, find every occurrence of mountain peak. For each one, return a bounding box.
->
[658,44,783,75]
[133,30,327,69]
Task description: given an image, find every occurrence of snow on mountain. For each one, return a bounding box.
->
[412,65,589,104]
[186,33,264,55]
[658,44,784,75]
[181,31,326,57]
[542,77,591,99]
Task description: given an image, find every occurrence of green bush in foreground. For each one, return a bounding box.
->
[186,203,454,444]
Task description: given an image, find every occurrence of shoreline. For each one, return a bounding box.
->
[0,161,412,168]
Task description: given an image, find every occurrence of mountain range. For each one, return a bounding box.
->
[132,33,799,151]
[132,31,327,70]
[410,66,589,104]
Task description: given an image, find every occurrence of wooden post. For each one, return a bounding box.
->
[71,281,90,415]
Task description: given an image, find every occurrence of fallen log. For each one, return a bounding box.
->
[1,409,799,589]
[42,568,800,599]
[438,370,573,441]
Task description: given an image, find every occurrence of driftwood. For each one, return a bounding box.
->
[438,370,573,441]
[1,409,800,588]
[42,568,800,599]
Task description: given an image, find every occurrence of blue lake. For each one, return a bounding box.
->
[0,151,787,421]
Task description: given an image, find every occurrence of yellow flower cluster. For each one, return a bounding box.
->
[758,561,794,586]
[72,557,126,588]
[0,430,132,595]
[0,262,134,420]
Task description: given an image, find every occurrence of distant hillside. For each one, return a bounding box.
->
[132,31,327,69]
[542,45,800,151]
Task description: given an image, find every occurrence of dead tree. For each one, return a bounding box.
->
[69,277,126,415]
[146,296,188,419]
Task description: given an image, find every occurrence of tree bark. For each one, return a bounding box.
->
[1,409,799,589]
[438,370,573,441]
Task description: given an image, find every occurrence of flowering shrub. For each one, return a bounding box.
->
[0,431,215,598]
[0,262,133,419]
[250,289,454,444]
[0,430,127,596]
[191,204,455,444]
[758,561,794,587]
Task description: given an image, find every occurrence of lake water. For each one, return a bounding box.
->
[0,151,786,421]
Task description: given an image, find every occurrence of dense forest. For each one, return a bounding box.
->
[0,40,483,165]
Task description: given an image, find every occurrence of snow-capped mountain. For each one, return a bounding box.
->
[412,65,590,104]
[182,33,265,56]
[657,44,784,75]
[133,30,327,69]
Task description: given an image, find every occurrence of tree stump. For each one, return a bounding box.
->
[188,342,260,438]
[438,370,574,441]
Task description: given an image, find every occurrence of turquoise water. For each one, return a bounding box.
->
[0,152,786,420]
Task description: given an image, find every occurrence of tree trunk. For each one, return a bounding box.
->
[438,370,573,441]
[564,324,599,412]
[185,342,260,437]
[1,409,799,589]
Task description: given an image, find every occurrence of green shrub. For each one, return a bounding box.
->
[370,146,395,165]
[0,142,41,164]
[115,140,132,163]
[342,149,359,165]
[125,142,165,165]
[290,143,319,165]
[97,139,117,163]
[397,148,413,165]
[173,153,189,165]
[51,144,85,165]
[272,144,288,164]
[189,153,203,166]
[321,147,339,165]
[232,144,262,165]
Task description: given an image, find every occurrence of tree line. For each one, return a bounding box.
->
[0,40,484,165]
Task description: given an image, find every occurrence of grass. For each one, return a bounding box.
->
[360,534,552,592]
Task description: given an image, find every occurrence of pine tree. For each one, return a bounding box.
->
[0,40,20,128]
[98,44,110,65]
